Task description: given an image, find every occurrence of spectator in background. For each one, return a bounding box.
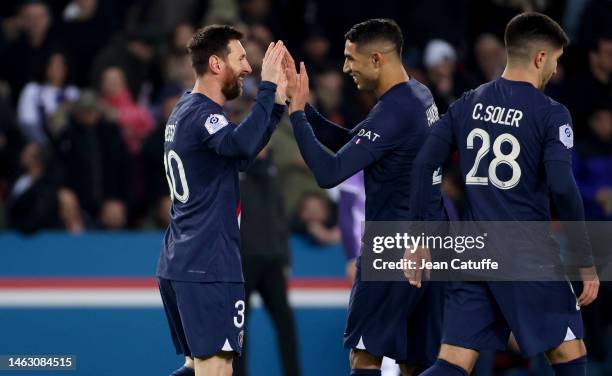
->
[6,142,83,234]
[162,22,196,90]
[0,88,24,199]
[17,51,79,144]
[423,39,468,113]
[473,33,506,84]
[563,36,612,135]
[235,146,301,376]
[313,68,345,126]
[0,1,59,101]
[123,0,207,36]
[574,105,612,220]
[247,23,274,48]
[59,0,114,87]
[239,0,288,42]
[163,49,195,91]
[242,38,266,98]
[54,90,133,230]
[99,66,154,154]
[91,29,164,103]
[291,192,340,245]
[169,21,194,53]
[302,28,332,76]
[576,0,612,48]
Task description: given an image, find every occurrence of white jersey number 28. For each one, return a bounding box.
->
[465,128,521,190]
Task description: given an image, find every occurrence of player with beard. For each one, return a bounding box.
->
[156,25,288,376]
[409,13,599,376]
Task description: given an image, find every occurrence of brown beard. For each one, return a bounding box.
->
[222,68,242,100]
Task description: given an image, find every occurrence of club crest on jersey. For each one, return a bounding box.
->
[426,104,439,126]
[204,114,229,135]
[559,124,573,149]
[164,123,176,142]
[357,128,380,142]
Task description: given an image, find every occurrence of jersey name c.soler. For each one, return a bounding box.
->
[431,78,574,221]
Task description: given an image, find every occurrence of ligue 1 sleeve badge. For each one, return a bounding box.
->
[238,330,244,349]
[559,124,573,149]
[204,114,229,135]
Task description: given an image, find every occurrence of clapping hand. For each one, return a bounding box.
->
[261,41,286,85]
[288,62,309,114]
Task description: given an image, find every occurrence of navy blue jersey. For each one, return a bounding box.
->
[354,80,444,221]
[290,79,444,222]
[157,82,283,282]
[428,78,574,221]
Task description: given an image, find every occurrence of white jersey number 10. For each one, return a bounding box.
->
[164,150,190,203]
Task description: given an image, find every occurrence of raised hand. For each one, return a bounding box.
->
[275,64,288,104]
[282,49,298,99]
[261,41,285,85]
[288,62,309,114]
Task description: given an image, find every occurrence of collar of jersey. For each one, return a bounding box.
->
[186,91,224,111]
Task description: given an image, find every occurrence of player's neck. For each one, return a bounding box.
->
[501,66,539,89]
[375,64,409,98]
[191,76,226,106]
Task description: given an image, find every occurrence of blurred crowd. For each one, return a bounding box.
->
[0,0,609,239]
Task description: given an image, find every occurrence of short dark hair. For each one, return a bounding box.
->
[187,25,243,75]
[344,18,403,56]
[504,12,569,61]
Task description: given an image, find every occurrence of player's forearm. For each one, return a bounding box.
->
[218,81,277,158]
[290,111,343,188]
[305,103,352,152]
[243,104,286,167]
[545,160,594,267]
[409,135,450,220]
[290,111,368,189]
[259,103,286,148]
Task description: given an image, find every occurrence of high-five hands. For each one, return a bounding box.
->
[261,41,286,85]
[288,62,309,114]
[283,50,298,100]
[275,63,288,105]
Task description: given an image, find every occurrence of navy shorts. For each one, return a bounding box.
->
[158,278,245,358]
[443,281,583,357]
[343,257,446,366]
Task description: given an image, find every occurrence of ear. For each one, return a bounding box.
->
[208,55,224,75]
[372,52,384,68]
[534,50,547,70]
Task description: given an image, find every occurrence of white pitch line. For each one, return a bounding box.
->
[0,288,350,308]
